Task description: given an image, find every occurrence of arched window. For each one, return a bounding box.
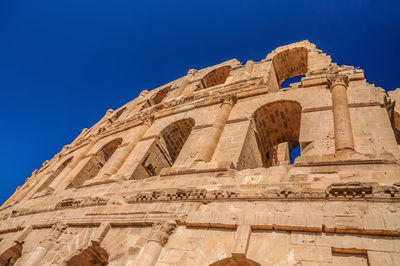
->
[151,86,170,105]
[272,47,308,89]
[33,156,73,196]
[253,101,302,167]
[66,245,108,266]
[67,138,123,188]
[198,66,231,90]
[132,118,195,178]
[107,107,126,124]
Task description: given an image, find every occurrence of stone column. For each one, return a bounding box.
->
[100,117,153,178]
[135,221,176,266]
[20,223,67,266]
[328,75,355,152]
[195,95,237,162]
[49,137,98,192]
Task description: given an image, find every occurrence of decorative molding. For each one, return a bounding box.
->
[149,221,176,246]
[327,74,349,90]
[55,196,108,210]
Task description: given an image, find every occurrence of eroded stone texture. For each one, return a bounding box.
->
[0,40,399,265]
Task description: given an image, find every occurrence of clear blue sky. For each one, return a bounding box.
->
[0,0,399,204]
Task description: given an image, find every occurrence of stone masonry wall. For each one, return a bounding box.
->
[0,40,399,266]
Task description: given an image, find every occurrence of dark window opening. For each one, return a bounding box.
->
[197,66,231,90]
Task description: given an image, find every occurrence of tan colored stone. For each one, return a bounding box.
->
[0,40,399,265]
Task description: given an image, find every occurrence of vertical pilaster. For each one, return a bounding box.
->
[328,75,355,152]
[195,95,237,162]
[231,224,252,261]
[20,223,67,266]
[49,137,98,192]
[99,116,153,178]
[135,221,176,266]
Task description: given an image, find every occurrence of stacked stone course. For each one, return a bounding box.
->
[0,40,400,265]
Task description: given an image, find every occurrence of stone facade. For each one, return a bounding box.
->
[0,40,399,265]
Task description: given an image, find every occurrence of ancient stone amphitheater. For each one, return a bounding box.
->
[0,40,399,265]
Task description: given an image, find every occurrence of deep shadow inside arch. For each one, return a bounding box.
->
[253,100,302,168]
[0,242,23,266]
[209,257,261,266]
[132,118,195,178]
[66,245,108,266]
[67,138,123,188]
[197,66,231,90]
[33,156,73,197]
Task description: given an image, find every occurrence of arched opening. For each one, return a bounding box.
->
[152,86,170,105]
[107,107,126,124]
[66,245,108,266]
[67,138,123,188]
[272,47,308,89]
[253,101,302,167]
[209,257,261,266]
[280,75,305,89]
[0,243,23,266]
[198,66,231,90]
[132,118,195,178]
[34,156,73,196]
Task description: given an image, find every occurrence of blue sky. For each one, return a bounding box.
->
[0,0,399,204]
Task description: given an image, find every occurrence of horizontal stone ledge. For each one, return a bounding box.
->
[302,102,383,113]
[184,211,400,236]
[78,178,117,189]
[0,226,24,234]
[301,72,364,88]
[160,161,235,176]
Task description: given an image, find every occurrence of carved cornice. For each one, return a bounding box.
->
[1,183,400,221]
[128,183,400,203]
[55,196,108,210]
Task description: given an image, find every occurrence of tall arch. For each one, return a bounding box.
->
[107,107,126,124]
[66,244,109,266]
[0,242,23,265]
[272,47,308,88]
[253,100,302,167]
[265,41,331,91]
[132,118,195,178]
[209,257,261,266]
[198,66,231,90]
[33,156,73,196]
[151,86,171,105]
[67,138,123,188]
